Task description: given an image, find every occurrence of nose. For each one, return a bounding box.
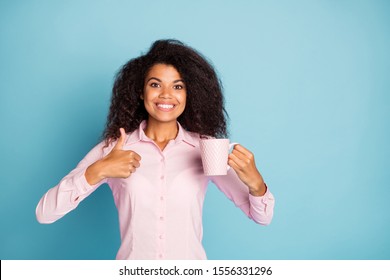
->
[158,87,173,99]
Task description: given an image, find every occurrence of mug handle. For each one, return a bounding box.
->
[227,142,239,171]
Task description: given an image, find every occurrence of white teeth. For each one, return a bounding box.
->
[157,104,174,109]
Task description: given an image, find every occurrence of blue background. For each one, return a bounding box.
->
[1,0,389,260]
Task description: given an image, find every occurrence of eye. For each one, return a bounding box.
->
[173,84,184,90]
[150,82,160,88]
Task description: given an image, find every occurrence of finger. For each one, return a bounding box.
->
[231,148,250,162]
[232,149,255,167]
[228,153,247,170]
[131,159,141,168]
[130,151,142,161]
[113,128,126,150]
[232,144,254,159]
[129,166,136,173]
[228,157,241,173]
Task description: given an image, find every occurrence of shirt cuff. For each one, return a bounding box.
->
[80,171,100,191]
[249,185,272,206]
[70,169,102,202]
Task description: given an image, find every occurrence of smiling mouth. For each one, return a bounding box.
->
[156,103,175,110]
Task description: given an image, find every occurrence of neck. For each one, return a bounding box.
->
[144,119,179,143]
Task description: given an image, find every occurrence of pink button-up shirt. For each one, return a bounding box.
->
[36,121,275,259]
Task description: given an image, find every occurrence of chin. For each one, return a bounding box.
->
[149,116,179,124]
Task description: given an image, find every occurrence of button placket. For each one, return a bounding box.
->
[157,154,166,259]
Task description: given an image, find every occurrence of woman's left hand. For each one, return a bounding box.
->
[228,144,267,196]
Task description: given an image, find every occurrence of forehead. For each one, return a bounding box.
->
[145,63,182,80]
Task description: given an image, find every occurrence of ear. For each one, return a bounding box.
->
[140,94,144,100]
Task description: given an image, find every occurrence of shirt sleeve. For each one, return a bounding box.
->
[35,142,109,224]
[210,169,275,225]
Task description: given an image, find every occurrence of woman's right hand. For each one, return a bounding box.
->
[85,128,141,185]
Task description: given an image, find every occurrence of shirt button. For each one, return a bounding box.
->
[160,158,164,163]
[159,254,163,259]
[160,216,164,221]
[160,175,164,180]
[159,235,164,239]
[160,196,164,201]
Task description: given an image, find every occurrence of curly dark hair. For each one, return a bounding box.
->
[103,39,228,145]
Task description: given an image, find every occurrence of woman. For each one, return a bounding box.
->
[36,39,275,259]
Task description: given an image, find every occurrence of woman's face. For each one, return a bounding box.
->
[142,63,187,125]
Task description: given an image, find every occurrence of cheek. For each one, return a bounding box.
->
[142,92,154,110]
[178,92,187,105]
[143,90,158,104]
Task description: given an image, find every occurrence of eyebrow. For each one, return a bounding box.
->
[146,77,184,83]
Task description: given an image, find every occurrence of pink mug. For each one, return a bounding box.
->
[199,139,238,176]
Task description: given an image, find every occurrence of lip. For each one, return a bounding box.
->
[155,103,177,112]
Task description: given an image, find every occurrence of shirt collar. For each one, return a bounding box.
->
[125,120,197,147]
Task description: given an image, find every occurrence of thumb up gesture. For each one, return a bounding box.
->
[85,128,141,185]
